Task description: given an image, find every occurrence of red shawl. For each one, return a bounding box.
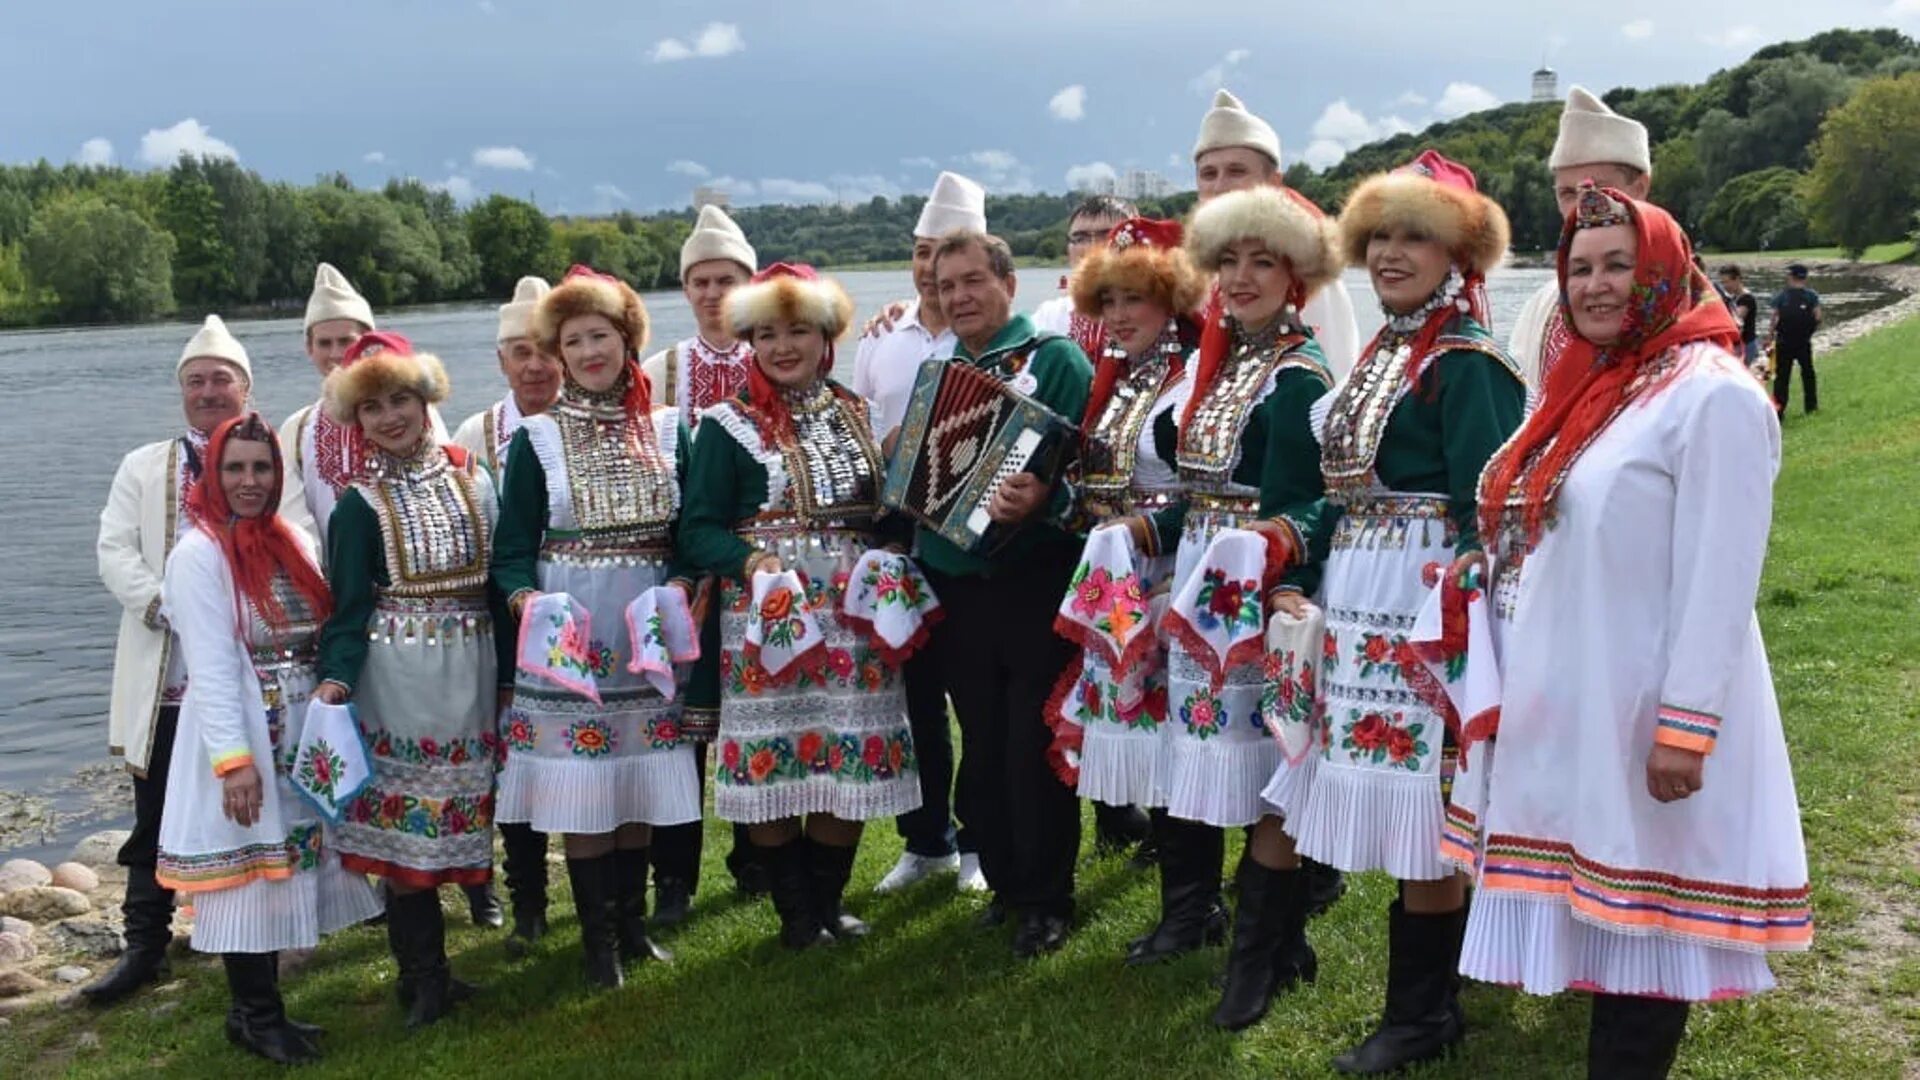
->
[185,413,333,634]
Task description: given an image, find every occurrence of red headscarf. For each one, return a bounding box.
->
[1080,217,1196,428]
[1477,184,1741,549]
[741,263,854,447]
[559,264,655,419]
[185,413,333,634]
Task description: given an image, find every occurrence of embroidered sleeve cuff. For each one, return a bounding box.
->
[143,596,167,631]
[1266,584,1305,602]
[1654,704,1721,754]
[210,749,254,776]
[507,588,537,620]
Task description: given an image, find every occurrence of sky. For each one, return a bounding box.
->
[3,0,1916,214]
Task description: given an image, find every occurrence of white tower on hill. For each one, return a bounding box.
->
[1532,66,1560,103]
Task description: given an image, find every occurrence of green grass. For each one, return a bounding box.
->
[1709,241,1918,265]
[6,323,1920,1078]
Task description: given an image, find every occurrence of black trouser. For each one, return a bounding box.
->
[928,547,1082,918]
[1772,338,1816,413]
[893,645,968,859]
[117,705,180,951]
[652,742,754,891]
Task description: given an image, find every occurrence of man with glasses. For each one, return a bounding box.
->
[1032,194,1138,358]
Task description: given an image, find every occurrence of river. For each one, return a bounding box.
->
[0,262,1892,859]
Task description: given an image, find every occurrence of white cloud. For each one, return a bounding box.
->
[138,118,238,166]
[1305,100,1419,167]
[427,176,477,202]
[707,176,756,197]
[363,150,386,164]
[74,138,114,167]
[472,145,534,171]
[1701,24,1762,49]
[477,0,495,11]
[1065,161,1117,191]
[666,159,710,178]
[1890,0,1920,14]
[759,178,835,203]
[1303,140,1346,171]
[1190,47,1251,94]
[959,149,1033,192]
[829,174,902,202]
[443,158,459,171]
[593,182,629,203]
[967,149,1020,172]
[900,156,941,170]
[1433,82,1501,119]
[651,21,744,62]
[1049,84,1087,122]
[1391,91,1429,109]
[1621,18,1654,39]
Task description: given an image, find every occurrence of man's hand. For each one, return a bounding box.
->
[988,474,1051,525]
[1646,743,1705,803]
[861,300,911,340]
[222,764,265,827]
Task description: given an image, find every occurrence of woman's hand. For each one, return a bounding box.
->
[1269,590,1311,618]
[314,681,349,705]
[222,764,265,827]
[751,553,785,576]
[509,589,543,622]
[1449,550,1487,585]
[1646,744,1705,803]
[1244,519,1296,567]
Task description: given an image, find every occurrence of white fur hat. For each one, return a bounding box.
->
[1549,86,1651,173]
[680,205,757,279]
[178,314,252,379]
[303,262,375,333]
[914,172,987,239]
[1193,89,1282,166]
[496,276,551,344]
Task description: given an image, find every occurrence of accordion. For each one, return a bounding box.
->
[882,358,1078,555]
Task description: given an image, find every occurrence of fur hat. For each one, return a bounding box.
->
[680,205,757,279]
[1337,150,1509,276]
[496,276,551,344]
[1192,89,1282,166]
[321,334,450,423]
[914,172,988,239]
[1549,86,1651,174]
[532,266,650,358]
[303,262,375,333]
[1070,217,1209,318]
[178,314,252,379]
[726,263,856,339]
[1186,185,1345,297]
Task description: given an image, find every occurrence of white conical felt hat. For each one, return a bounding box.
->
[1549,86,1651,173]
[914,171,987,238]
[496,276,552,343]
[178,314,252,378]
[1193,89,1281,165]
[679,204,758,279]
[303,262,376,332]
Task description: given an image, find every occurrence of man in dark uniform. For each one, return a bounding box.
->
[1768,263,1823,416]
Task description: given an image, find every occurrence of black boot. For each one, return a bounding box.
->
[728,826,770,898]
[386,888,462,1028]
[463,882,504,929]
[653,875,693,929]
[1211,860,1316,1031]
[1094,801,1152,855]
[1302,857,1347,918]
[565,853,625,989]
[500,821,549,957]
[651,818,702,928]
[612,846,673,966]
[1588,993,1690,1079]
[805,838,869,940]
[222,952,320,1065]
[1127,818,1228,966]
[81,863,173,1005]
[764,840,833,950]
[1332,901,1466,1074]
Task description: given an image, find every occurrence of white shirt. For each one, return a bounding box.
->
[1031,293,1075,338]
[849,299,957,440]
[1507,279,1562,410]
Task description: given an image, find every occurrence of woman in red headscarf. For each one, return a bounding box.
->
[491,267,699,989]
[1299,151,1525,1075]
[158,413,381,1064]
[678,263,923,951]
[1456,184,1810,1078]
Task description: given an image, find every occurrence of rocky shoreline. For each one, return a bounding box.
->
[0,833,143,1023]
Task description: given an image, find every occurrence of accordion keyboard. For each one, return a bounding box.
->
[963,426,1044,538]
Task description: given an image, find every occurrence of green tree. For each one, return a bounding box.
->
[1699,168,1813,250]
[1649,137,1709,230]
[260,182,318,302]
[203,158,269,302]
[157,158,236,307]
[23,195,175,321]
[467,194,555,294]
[1806,72,1920,255]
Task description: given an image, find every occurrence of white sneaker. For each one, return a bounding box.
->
[955,853,989,893]
[874,851,960,894]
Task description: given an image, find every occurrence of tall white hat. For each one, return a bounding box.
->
[496,276,552,344]
[914,171,987,239]
[680,205,758,279]
[303,262,376,333]
[1193,89,1282,165]
[1549,86,1652,173]
[178,314,252,379]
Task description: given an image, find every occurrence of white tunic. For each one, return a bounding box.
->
[1506,279,1562,408]
[848,300,956,441]
[452,396,531,484]
[279,401,449,555]
[1454,343,1810,1001]
[1030,293,1075,338]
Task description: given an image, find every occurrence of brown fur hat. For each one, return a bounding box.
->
[1070,225,1209,320]
[532,268,650,358]
[1184,186,1345,299]
[322,349,450,423]
[726,264,856,340]
[1336,152,1510,275]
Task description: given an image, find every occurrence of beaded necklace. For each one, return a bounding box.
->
[1082,331,1181,515]
[1175,316,1309,487]
[552,371,678,536]
[359,439,490,597]
[778,381,884,524]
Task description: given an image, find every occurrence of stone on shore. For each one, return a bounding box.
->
[0,858,52,892]
[0,886,92,921]
[51,918,125,958]
[52,965,91,985]
[0,969,47,998]
[50,863,100,893]
[0,930,35,963]
[68,830,129,870]
[0,916,30,937]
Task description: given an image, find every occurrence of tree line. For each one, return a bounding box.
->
[2,28,1916,328]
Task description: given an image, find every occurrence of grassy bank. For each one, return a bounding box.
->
[1709,241,1918,266]
[4,322,1918,1078]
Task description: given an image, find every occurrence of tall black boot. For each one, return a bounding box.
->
[386,888,460,1028]
[1094,801,1152,854]
[1302,857,1347,918]
[611,846,673,966]
[1332,901,1467,1074]
[222,952,320,1064]
[1588,993,1690,1080]
[1211,860,1316,1031]
[463,882,504,929]
[565,853,624,989]
[500,821,549,957]
[727,824,769,898]
[1127,818,1227,965]
[805,837,869,940]
[763,840,833,950]
[81,863,173,1005]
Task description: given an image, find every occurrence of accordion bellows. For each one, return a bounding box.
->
[882,359,1078,555]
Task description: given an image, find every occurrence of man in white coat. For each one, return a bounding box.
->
[86,317,253,1005]
[1192,90,1361,381]
[452,276,559,482]
[1507,86,1653,403]
[640,205,758,428]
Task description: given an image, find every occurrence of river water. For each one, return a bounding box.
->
[0,262,1891,859]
